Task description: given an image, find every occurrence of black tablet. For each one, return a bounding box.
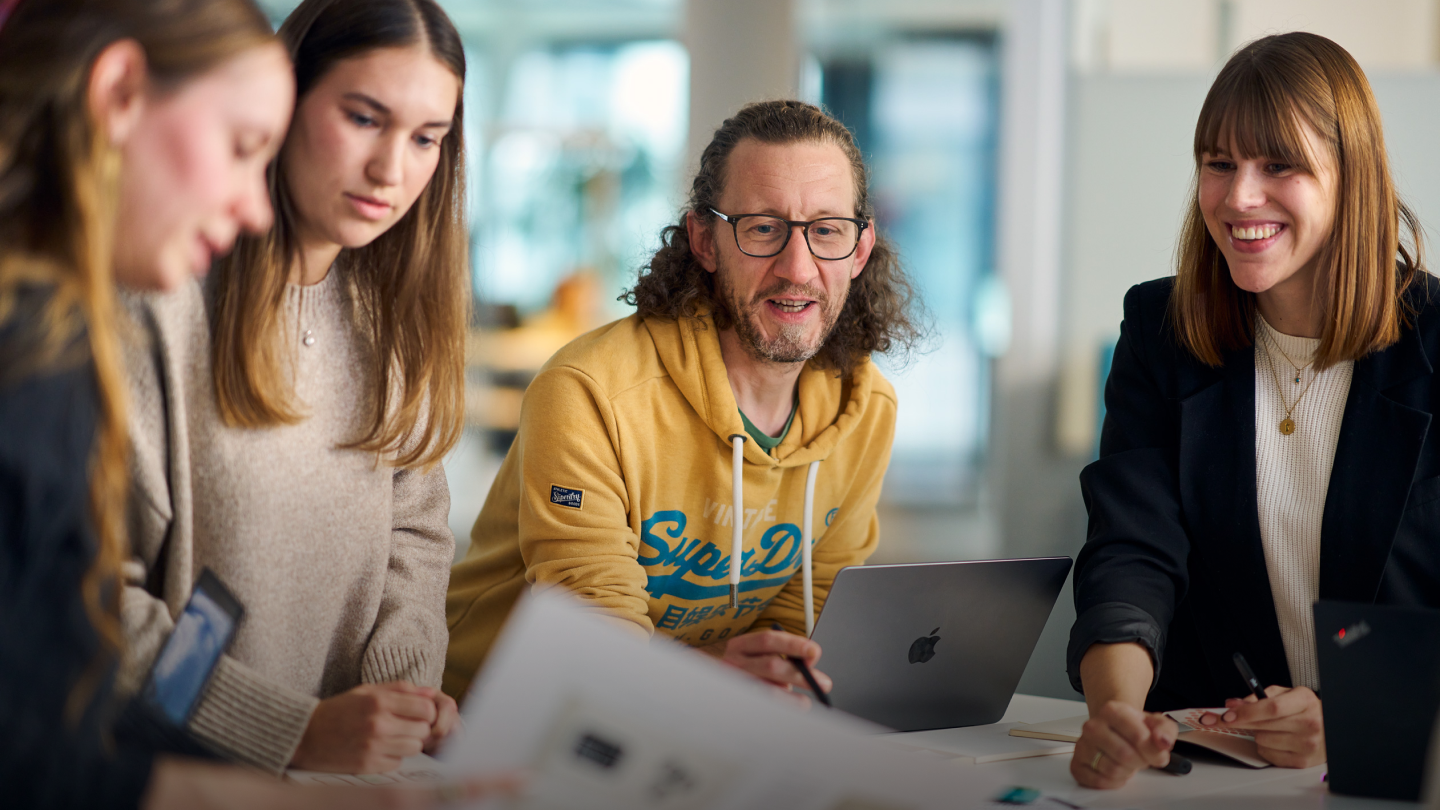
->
[139,568,244,727]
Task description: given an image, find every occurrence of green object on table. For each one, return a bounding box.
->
[995,785,1041,805]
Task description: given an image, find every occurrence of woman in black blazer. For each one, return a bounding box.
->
[1068,32,1433,788]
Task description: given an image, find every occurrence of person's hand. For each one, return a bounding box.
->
[422,690,460,755]
[290,682,438,774]
[1196,685,1324,768]
[144,756,521,810]
[701,628,832,707]
[1070,700,1179,789]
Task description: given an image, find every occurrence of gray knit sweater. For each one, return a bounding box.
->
[117,268,454,773]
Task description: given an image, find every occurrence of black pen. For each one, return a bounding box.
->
[1157,752,1193,775]
[772,623,831,707]
[1233,652,1267,700]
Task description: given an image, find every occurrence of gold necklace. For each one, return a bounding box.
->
[1263,328,1315,385]
[1260,327,1318,435]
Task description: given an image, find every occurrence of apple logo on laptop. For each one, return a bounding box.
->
[908,627,941,664]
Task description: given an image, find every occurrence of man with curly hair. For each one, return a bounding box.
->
[444,100,923,701]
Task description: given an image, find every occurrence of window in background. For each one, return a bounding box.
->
[472,41,689,319]
[819,37,1000,505]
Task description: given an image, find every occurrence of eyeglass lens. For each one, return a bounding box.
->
[734,216,860,259]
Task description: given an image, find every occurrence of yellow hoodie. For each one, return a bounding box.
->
[443,312,897,698]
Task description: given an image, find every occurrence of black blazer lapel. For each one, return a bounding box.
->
[1179,345,1290,684]
[1320,326,1434,603]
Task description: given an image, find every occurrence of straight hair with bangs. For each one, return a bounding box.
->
[208,0,468,469]
[0,0,275,706]
[1171,31,1424,368]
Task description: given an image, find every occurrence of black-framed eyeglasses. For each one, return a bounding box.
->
[709,208,869,261]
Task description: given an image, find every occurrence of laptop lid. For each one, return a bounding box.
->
[1314,600,1440,802]
[810,556,1072,732]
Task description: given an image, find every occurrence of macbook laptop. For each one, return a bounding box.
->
[809,557,1072,732]
[1314,600,1440,802]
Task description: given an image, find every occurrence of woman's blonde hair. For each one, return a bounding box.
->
[0,0,274,703]
[209,0,468,469]
[1171,31,1424,367]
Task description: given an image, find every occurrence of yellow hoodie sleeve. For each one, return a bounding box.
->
[513,365,655,637]
[754,387,898,636]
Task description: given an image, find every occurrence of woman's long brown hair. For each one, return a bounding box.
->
[209,0,468,469]
[0,0,274,711]
[1171,32,1424,368]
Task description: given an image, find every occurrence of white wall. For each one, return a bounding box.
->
[1055,73,1440,454]
[1074,0,1440,72]
[684,0,800,172]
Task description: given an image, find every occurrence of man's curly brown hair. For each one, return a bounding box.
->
[621,100,924,376]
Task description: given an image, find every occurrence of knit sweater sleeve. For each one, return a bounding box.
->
[119,290,318,774]
[120,500,319,774]
[360,462,455,687]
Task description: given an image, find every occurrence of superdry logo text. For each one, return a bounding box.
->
[638,509,814,601]
[550,485,584,509]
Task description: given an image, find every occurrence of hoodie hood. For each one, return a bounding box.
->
[644,313,881,469]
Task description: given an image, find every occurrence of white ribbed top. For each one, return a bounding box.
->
[1253,316,1352,691]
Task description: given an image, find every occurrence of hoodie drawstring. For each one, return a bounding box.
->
[801,460,820,637]
[728,434,822,636]
[728,435,747,609]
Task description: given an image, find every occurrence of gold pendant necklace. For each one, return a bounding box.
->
[1260,327,1316,436]
[1267,334,1314,385]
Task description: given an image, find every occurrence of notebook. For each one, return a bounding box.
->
[1008,711,1270,768]
[892,722,1075,763]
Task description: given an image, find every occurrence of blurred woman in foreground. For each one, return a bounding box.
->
[0,0,498,805]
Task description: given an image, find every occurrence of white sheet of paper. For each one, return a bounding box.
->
[894,723,1075,763]
[439,590,1010,810]
[285,753,445,786]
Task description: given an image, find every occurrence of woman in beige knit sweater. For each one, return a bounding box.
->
[120,0,471,775]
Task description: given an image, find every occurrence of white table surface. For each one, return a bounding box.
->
[894,694,1419,809]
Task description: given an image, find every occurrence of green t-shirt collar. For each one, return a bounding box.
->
[738,396,798,453]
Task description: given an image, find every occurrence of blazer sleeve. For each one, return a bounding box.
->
[360,462,455,687]
[1067,283,1193,694]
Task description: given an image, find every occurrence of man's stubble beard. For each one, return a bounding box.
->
[715,254,849,365]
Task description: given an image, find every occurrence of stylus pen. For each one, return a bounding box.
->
[1233,652,1268,700]
[772,623,831,707]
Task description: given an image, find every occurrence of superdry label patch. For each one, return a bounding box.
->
[550,485,584,509]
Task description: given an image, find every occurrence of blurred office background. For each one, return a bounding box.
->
[260,0,1440,699]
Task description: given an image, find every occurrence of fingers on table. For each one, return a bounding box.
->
[1070,743,1134,789]
[1082,718,1159,777]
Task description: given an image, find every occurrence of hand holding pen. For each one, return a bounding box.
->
[773,623,832,707]
[1071,701,1190,789]
[702,623,832,708]
[1191,652,1326,768]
